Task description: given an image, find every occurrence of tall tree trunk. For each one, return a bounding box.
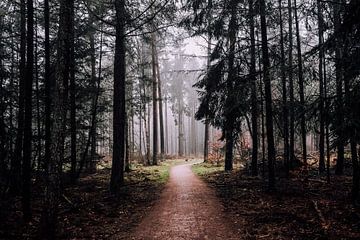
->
[224,0,237,171]
[317,0,325,172]
[110,0,126,193]
[125,116,130,171]
[260,0,276,190]
[178,106,184,157]
[204,0,212,163]
[69,2,76,180]
[294,0,307,165]
[89,25,99,173]
[334,0,345,175]
[34,19,42,171]
[146,101,151,165]
[41,0,74,235]
[155,48,164,160]
[22,0,34,221]
[257,30,266,177]
[288,0,295,169]
[324,54,331,182]
[165,95,169,155]
[44,0,51,176]
[249,0,258,176]
[151,33,158,165]
[278,0,289,176]
[11,0,26,195]
[139,104,143,159]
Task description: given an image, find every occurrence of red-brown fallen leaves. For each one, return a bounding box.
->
[199,168,360,240]
[0,167,165,239]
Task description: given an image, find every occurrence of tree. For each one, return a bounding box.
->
[223,0,238,172]
[110,0,126,193]
[334,0,345,175]
[317,0,325,173]
[151,32,158,165]
[288,0,295,169]
[10,0,26,195]
[22,0,34,221]
[41,0,74,236]
[278,0,289,175]
[44,0,51,175]
[294,0,307,165]
[204,0,212,163]
[259,0,276,189]
[156,47,165,159]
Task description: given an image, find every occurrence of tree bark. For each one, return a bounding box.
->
[155,48,165,159]
[69,3,77,181]
[22,0,34,222]
[288,0,295,169]
[151,33,158,165]
[44,0,51,176]
[41,0,74,236]
[249,0,258,176]
[110,0,126,193]
[278,0,289,176]
[224,0,237,171]
[11,0,26,195]
[334,0,345,175]
[204,0,212,163]
[317,0,325,172]
[260,0,276,190]
[294,0,307,165]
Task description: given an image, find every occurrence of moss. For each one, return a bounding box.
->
[191,162,223,177]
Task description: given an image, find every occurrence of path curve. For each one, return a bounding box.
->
[128,162,241,240]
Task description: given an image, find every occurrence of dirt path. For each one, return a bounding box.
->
[127,162,242,240]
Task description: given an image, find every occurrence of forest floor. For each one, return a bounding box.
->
[3,159,360,239]
[0,158,187,239]
[192,162,360,240]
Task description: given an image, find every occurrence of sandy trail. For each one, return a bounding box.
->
[128,162,241,240]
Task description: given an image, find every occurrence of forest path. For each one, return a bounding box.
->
[127,161,242,240]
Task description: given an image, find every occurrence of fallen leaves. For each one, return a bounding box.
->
[196,163,360,240]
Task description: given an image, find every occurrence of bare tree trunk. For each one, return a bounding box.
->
[110,0,126,193]
[278,0,289,175]
[317,0,325,172]
[178,106,184,157]
[34,19,42,171]
[22,0,34,221]
[155,48,164,160]
[165,95,169,155]
[260,0,276,190]
[334,0,345,175]
[146,101,151,165]
[249,0,258,176]
[294,0,307,165]
[44,0,51,178]
[41,0,74,236]
[151,33,158,165]
[257,30,266,177]
[288,0,295,169]
[125,116,130,172]
[324,53,331,183]
[11,0,26,195]
[224,0,237,171]
[204,0,212,163]
[69,5,77,180]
